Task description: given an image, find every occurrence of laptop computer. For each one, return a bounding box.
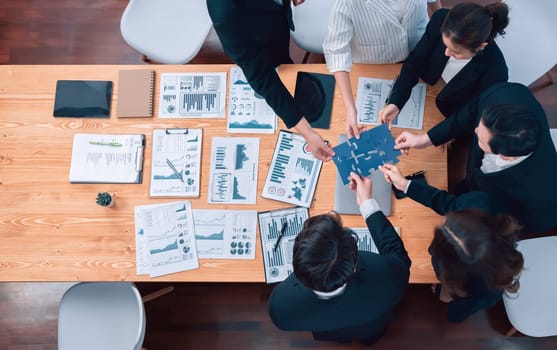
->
[333,134,392,216]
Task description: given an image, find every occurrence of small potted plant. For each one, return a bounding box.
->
[96,192,114,207]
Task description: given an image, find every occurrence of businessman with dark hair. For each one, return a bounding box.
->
[206,0,334,161]
[394,82,557,233]
[268,173,411,344]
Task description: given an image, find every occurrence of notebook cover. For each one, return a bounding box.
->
[293,71,335,129]
[53,80,112,118]
[117,70,155,118]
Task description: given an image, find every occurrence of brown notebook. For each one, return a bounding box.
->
[117,69,155,117]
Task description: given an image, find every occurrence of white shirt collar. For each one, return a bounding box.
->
[312,283,347,299]
[480,153,531,173]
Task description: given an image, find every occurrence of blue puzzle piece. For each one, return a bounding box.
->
[332,124,401,185]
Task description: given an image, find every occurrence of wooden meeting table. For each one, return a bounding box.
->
[0,64,446,283]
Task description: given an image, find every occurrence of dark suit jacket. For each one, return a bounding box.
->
[427,82,557,234]
[406,181,504,216]
[268,212,411,342]
[207,0,303,128]
[389,9,508,117]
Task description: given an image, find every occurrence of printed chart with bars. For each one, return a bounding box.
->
[350,226,401,254]
[258,207,309,283]
[262,130,322,208]
[208,137,260,204]
[158,72,226,118]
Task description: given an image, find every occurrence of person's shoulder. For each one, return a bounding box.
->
[429,8,449,26]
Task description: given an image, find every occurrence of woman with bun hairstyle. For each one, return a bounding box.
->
[429,209,523,322]
[380,2,510,126]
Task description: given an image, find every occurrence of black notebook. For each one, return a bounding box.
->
[53,80,113,118]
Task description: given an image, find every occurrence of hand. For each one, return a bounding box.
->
[394,131,433,155]
[345,109,365,139]
[295,118,334,162]
[379,164,408,191]
[304,130,334,162]
[379,104,400,130]
[348,172,372,206]
[292,0,305,5]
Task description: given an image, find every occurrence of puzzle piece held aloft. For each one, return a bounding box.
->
[332,124,401,185]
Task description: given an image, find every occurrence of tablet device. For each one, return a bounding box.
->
[53,80,113,117]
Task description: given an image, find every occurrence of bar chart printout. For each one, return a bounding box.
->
[262,130,323,208]
[258,207,309,284]
[158,72,227,118]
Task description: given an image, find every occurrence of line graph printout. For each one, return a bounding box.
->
[149,128,203,197]
[208,137,260,204]
[258,207,309,283]
[159,72,226,118]
[134,201,199,278]
[228,66,276,133]
[262,130,323,208]
[192,209,257,259]
[355,77,426,130]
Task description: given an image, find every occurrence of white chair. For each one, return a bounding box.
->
[495,0,557,86]
[290,0,335,63]
[120,0,212,64]
[58,282,174,350]
[503,236,557,337]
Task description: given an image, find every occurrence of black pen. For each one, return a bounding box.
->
[408,170,425,178]
[385,75,399,105]
[273,221,288,252]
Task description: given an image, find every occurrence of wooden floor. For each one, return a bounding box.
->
[1,1,557,349]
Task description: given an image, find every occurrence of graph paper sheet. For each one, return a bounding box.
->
[208,137,260,204]
[261,130,323,208]
[158,72,227,118]
[350,227,400,254]
[258,207,309,284]
[355,77,425,130]
[192,209,257,259]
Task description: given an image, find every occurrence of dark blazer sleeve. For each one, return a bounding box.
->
[207,0,303,128]
[388,9,448,110]
[365,212,411,271]
[406,181,503,216]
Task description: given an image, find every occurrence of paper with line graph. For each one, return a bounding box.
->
[208,137,260,204]
[262,130,323,208]
[149,128,203,197]
[158,72,226,118]
[258,207,309,284]
[134,201,199,278]
[355,77,425,130]
[192,209,257,259]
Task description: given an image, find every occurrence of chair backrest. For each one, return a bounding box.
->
[503,236,557,337]
[290,0,335,54]
[120,0,212,64]
[58,282,146,350]
[495,0,557,86]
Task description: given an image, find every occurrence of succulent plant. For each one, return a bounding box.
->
[96,192,113,207]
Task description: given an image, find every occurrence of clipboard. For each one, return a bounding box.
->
[69,133,145,183]
[149,128,203,197]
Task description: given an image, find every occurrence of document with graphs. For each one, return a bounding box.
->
[134,201,199,278]
[208,137,260,204]
[158,72,226,118]
[192,209,257,259]
[258,207,309,284]
[261,130,323,208]
[355,77,425,130]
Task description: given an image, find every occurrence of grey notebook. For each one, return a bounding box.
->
[333,135,392,216]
